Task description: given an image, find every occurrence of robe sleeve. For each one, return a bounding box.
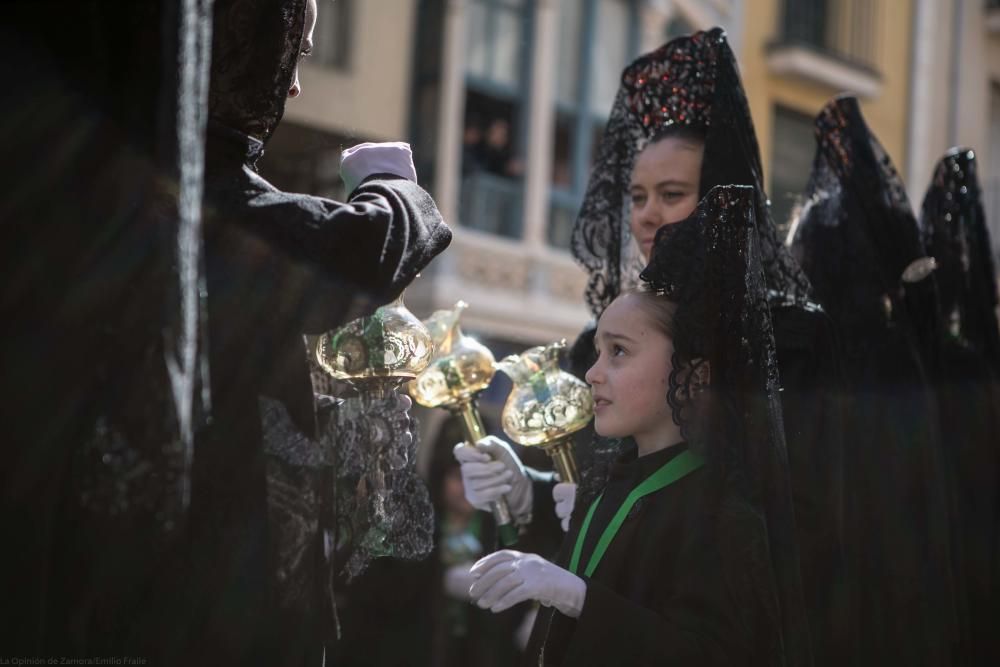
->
[216,174,452,334]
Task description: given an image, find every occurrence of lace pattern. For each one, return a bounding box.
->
[325,392,434,580]
[919,148,1000,371]
[209,0,307,143]
[639,185,809,666]
[572,27,811,320]
[787,95,932,357]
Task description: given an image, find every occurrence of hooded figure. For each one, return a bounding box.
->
[8,0,451,663]
[919,147,1000,664]
[570,29,846,664]
[787,95,957,666]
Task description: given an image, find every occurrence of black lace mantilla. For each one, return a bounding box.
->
[919,147,1000,371]
[786,95,934,356]
[209,0,307,143]
[640,185,811,667]
[572,27,811,319]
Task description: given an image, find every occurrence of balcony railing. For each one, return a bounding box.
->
[779,0,877,72]
[459,171,524,239]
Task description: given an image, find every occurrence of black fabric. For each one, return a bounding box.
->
[0,0,212,656]
[919,147,1000,664]
[768,304,850,666]
[641,185,812,667]
[209,0,306,142]
[787,95,958,666]
[524,442,746,667]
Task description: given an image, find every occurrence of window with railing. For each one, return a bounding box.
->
[548,0,640,249]
[778,0,877,71]
[459,0,531,239]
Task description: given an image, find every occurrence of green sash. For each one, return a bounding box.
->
[568,449,704,577]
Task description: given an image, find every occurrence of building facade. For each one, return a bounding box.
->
[259,0,997,451]
[907,0,1000,252]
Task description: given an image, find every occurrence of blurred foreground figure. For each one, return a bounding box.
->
[0,0,450,664]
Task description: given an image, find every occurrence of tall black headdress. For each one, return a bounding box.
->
[572,27,811,319]
[641,185,812,667]
[786,94,939,360]
[920,147,1000,373]
[787,95,959,666]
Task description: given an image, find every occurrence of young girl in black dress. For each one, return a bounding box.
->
[468,185,811,667]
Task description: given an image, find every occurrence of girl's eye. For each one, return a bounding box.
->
[611,344,626,357]
[630,194,646,206]
[663,191,684,202]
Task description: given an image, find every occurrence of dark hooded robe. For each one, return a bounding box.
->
[1,0,215,656]
[919,147,1000,665]
[570,29,847,664]
[787,95,958,666]
[525,186,812,667]
[2,0,451,663]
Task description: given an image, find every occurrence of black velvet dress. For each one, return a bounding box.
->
[525,442,746,666]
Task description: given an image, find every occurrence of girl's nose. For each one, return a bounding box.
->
[584,361,602,385]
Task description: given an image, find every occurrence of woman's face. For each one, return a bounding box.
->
[288,0,318,99]
[585,294,675,444]
[629,137,704,260]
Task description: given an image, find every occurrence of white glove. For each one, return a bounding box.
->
[469,550,587,618]
[443,562,476,601]
[340,141,418,193]
[552,482,577,532]
[453,436,533,523]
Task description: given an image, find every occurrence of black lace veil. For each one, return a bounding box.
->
[572,27,811,319]
[786,95,935,354]
[640,185,812,667]
[209,0,307,142]
[919,147,1000,373]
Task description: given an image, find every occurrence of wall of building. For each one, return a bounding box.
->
[739,0,914,190]
[283,0,418,141]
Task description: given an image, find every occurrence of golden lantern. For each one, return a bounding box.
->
[495,340,593,484]
[408,301,518,545]
[314,293,434,400]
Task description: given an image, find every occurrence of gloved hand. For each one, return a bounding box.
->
[552,482,577,532]
[443,562,476,601]
[469,550,586,618]
[340,141,418,193]
[453,435,532,524]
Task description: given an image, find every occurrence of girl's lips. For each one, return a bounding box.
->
[593,398,612,412]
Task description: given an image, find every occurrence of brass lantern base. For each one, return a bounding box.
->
[542,436,579,485]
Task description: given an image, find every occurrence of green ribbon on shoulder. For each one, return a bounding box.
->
[569,449,704,578]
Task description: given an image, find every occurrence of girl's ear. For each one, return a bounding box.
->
[689,358,711,395]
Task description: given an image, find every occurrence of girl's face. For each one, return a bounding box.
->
[288,0,318,99]
[629,137,704,260]
[585,294,676,446]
